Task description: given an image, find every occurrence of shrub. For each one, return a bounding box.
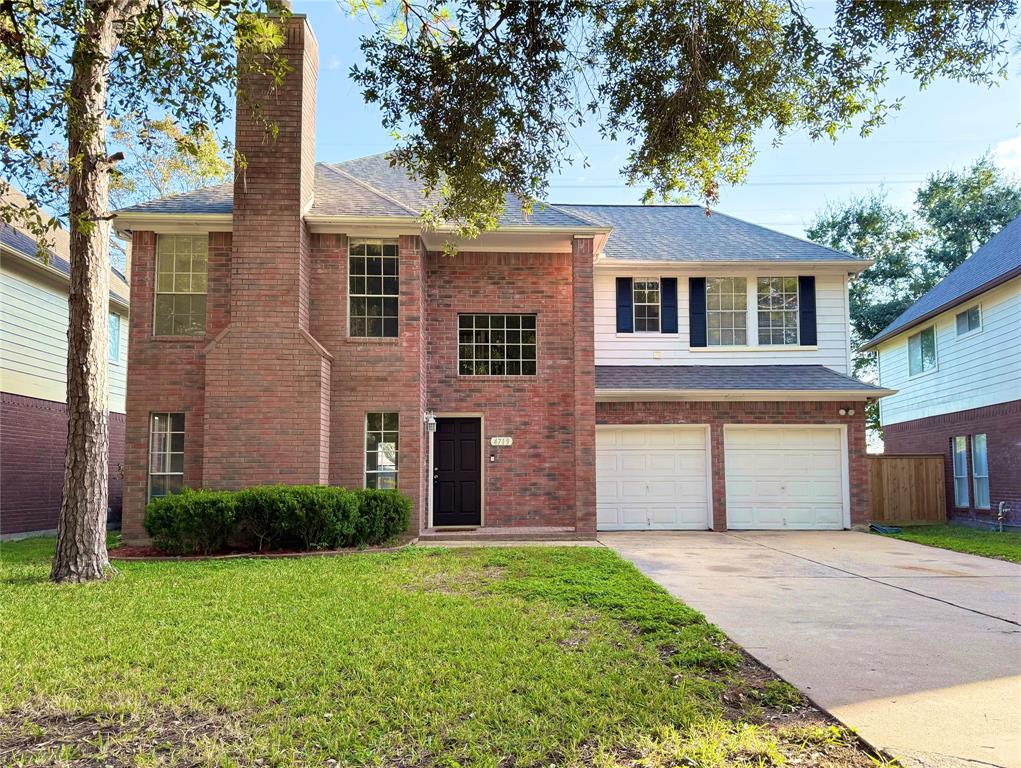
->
[144,489,238,555]
[143,484,410,554]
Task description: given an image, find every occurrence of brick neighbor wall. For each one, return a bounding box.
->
[883,400,1021,527]
[597,400,871,529]
[0,393,125,537]
[425,250,581,529]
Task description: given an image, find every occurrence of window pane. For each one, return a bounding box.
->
[154,235,208,336]
[149,412,185,502]
[349,242,399,337]
[365,412,398,489]
[972,434,988,475]
[458,314,537,375]
[952,436,969,507]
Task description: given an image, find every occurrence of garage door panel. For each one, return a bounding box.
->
[596,426,710,531]
[725,427,846,531]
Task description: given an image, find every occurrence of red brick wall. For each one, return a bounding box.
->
[309,232,427,532]
[884,400,1021,527]
[1,393,125,536]
[597,400,870,529]
[572,238,596,536]
[121,231,209,541]
[425,250,580,529]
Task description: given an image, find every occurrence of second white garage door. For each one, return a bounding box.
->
[596,426,710,530]
[725,426,847,530]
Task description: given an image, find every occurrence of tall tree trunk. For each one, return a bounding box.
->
[51,3,118,582]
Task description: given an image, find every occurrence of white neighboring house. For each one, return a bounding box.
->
[0,191,130,538]
[862,214,1021,527]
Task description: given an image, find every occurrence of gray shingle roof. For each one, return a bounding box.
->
[596,365,889,393]
[557,205,858,263]
[862,214,1021,350]
[117,154,595,228]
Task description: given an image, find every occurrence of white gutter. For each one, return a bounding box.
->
[596,387,897,402]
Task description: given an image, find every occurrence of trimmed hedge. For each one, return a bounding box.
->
[144,485,411,555]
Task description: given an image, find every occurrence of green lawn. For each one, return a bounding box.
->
[0,538,877,767]
[880,523,1021,562]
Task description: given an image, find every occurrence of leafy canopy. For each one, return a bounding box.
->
[351,0,1016,237]
[0,0,286,240]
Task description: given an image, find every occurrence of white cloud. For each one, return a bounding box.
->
[993,134,1021,176]
[327,55,342,71]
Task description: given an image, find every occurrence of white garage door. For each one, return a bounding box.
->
[596,426,710,530]
[725,427,846,530]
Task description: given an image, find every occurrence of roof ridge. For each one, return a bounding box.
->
[322,161,419,216]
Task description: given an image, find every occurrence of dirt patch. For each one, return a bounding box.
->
[0,707,254,767]
[409,564,509,595]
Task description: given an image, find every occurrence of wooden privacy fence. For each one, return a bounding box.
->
[868,454,946,525]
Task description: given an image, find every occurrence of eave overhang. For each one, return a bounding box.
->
[596,387,896,402]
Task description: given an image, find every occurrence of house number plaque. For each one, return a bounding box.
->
[490,437,513,447]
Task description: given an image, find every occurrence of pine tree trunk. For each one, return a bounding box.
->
[51,4,118,583]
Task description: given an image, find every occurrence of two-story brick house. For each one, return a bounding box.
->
[113,14,889,542]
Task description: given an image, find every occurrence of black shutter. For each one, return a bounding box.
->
[689,277,707,347]
[661,278,678,333]
[616,277,634,333]
[798,275,817,346]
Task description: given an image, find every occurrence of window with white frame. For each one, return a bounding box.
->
[349,240,399,338]
[365,412,398,489]
[633,279,660,332]
[955,306,981,336]
[971,433,990,509]
[109,313,121,362]
[154,234,208,336]
[951,436,969,508]
[149,413,184,500]
[458,314,537,375]
[756,277,799,345]
[907,326,937,376]
[706,277,747,345]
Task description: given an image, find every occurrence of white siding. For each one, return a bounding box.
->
[877,276,1021,426]
[1,263,128,413]
[594,266,852,372]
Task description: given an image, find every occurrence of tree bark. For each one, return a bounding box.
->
[51,2,119,583]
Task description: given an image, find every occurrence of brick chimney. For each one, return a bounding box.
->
[201,14,332,489]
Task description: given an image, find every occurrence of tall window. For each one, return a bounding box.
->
[109,313,121,362]
[349,240,399,337]
[458,314,537,375]
[706,277,747,346]
[149,413,184,500]
[951,436,969,508]
[154,234,207,335]
[757,277,799,345]
[971,434,990,509]
[908,327,937,376]
[955,306,981,336]
[365,412,398,489]
[633,279,660,332]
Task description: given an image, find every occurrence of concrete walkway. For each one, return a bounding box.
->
[600,531,1021,768]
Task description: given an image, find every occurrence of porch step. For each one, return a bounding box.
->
[418,526,585,542]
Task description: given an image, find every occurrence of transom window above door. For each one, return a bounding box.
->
[706,277,747,345]
[458,314,537,375]
[349,239,398,338]
[633,280,660,332]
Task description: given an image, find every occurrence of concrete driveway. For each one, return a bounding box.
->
[600,531,1021,768]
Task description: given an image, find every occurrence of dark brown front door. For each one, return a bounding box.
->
[433,418,482,526]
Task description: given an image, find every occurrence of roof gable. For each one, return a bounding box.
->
[863,214,1021,350]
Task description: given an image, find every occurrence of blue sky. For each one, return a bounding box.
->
[297,0,1021,238]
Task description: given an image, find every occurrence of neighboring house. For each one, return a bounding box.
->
[113,14,890,542]
[0,192,130,538]
[862,216,1021,528]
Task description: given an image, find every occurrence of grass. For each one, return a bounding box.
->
[0,538,879,767]
[879,523,1021,562]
